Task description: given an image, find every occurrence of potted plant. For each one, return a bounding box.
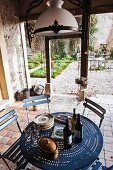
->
[75,77,87,86]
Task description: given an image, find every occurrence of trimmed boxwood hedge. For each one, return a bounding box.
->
[30,60,70,78]
[30,55,76,78]
[28,53,45,69]
[28,62,40,69]
[30,68,46,78]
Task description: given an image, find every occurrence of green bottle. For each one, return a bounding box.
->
[63,118,72,149]
[71,108,76,134]
[74,114,83,143]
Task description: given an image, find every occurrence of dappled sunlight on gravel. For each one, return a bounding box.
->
[31,61,113,95]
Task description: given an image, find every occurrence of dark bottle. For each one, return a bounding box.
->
[71,108,77,134]
[73,114,83,143]
[63,118,72,149]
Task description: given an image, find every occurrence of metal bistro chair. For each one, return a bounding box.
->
[83,98,106,128]
[82,98,106,170]
[0,109,28,170]
[23,95,51,124]
[82,161,113,170]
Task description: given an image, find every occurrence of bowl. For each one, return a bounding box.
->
[38,137,58,160]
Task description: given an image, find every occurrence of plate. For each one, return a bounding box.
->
[36,115,50,124]
[35,113,54,130]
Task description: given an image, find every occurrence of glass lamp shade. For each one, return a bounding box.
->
[34,0,78,36]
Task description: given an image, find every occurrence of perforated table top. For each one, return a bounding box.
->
[20,112,103,170]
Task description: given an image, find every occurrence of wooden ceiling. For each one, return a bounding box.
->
[19,0,113,21]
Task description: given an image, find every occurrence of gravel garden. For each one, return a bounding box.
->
[30,60,113,96]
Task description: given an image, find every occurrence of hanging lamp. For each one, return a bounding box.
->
[34,0,78,36]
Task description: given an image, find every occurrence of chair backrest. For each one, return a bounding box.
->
[0,110,28,170]
[0,109,21,133]
[23,95,50,108]
[83,98,106,128]
[23,95,51,124]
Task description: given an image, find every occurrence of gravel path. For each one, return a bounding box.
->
[31,61,113,95]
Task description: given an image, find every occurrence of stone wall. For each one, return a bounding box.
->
[0,0,27,94]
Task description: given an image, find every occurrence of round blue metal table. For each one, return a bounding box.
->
[20,112,103,170]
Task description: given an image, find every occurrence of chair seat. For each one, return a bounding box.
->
[3,138,28,170]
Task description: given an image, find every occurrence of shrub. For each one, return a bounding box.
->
[51,61,69,78]
[30,69,46,78]
[52,70,58,78]
[30,57,71,78]
[28,63,35,69]
[52,54,60,60]
[65,54,73,60]
[28,62,40,69]
[35,54,42,63]
[98,65,105,71]
[28,57,35,63]
[28,53,45,69]
[110,51,113,60]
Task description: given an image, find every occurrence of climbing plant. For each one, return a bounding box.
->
[89,14,98,51]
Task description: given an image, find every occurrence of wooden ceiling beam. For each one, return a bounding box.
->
[70,5,113,15]
[91,5,113,14]
[20,4,113,22]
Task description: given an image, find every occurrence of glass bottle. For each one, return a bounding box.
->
[73,114,83,143]
[32,101,36,111]
[71,108,77,134]
[31,123,38,147]
[63,118,72,149]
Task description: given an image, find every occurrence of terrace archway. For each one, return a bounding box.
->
[19,0,113,95]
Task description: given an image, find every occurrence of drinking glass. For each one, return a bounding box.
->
[31,123,40,147]
[32,133,37,147]
[25,127,32,145]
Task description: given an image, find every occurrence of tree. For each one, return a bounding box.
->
[89,14,98,51]
[51,39,66,59]
[68,39,75,55]
[57,40,65,58]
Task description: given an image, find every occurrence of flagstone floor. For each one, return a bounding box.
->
[0,94,113,170]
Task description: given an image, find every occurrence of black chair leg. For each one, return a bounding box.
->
[1,156,11,170]
[107,165,113,170]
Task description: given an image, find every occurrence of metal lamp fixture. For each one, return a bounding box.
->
[26,0,79,47]
[34,0,78,36]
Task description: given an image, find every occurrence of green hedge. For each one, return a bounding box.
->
[28,62,40,69]
[30,55,75,78]
[30,68,46,78]
[30,60,70,78]
[28,53,45,69]
[52,62,69,78]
